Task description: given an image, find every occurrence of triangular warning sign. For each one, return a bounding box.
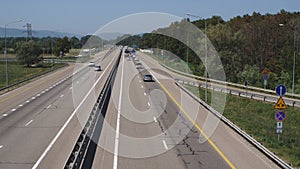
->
[274,97,287,109]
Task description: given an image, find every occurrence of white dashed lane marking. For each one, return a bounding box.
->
[153,116,157,123]
[162,140,168,150]
[60,94,64,98]
[25,120,33,126]
[11,109,16,112]
[0,145,3,149]
[2,114,8,117]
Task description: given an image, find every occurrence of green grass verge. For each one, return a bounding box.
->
[183,84,300,167]
[0,62,65,89]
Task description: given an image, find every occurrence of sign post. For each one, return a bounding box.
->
[274,84,287,143]
[263,68,269,89]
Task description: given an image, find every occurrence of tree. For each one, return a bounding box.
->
[54,36,71,57]
[16,40,42,67]
[70,36,81,49]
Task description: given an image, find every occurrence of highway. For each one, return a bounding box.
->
[0,47,282,169]
[89,50,279,169]
[0,48,120,169]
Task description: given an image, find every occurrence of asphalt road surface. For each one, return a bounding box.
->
[0,48,281,169]
[0,48,120,169]
[90,50,279,169]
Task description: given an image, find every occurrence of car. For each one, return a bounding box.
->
[88,62,95,67]
[135,62,143,69]
[94,65,101,71]
[143,74,153,82]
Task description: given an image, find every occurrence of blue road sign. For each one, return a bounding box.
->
[275,84,287,96]
[263,74,268,80]
[275,111,286,122]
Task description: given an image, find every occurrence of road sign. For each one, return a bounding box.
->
[274,97,287,109]
[275,84,287,96]
[276,122,283,134]
[275,111,286,122]
[263,74,268,80]
[277,122,283,128]
[276,128,282,134]
[263,68,269,75]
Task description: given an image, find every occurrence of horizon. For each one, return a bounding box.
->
[1,9,299,40]
[1,0,299,35]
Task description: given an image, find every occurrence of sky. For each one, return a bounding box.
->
[1,0,299,35]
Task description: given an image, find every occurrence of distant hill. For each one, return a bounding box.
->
[0,27,84,38]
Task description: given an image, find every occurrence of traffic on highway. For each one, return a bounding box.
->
[1,2,299,168]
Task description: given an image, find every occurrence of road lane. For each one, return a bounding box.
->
[0,48,120,169]
[139,52,279,169]
[92,50,232,169]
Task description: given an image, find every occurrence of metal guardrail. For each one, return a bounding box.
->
[43,59,76,63]
[175,81,293,169]
[176,79,300,108]
[161,64,300,99]
[64,49,121,169]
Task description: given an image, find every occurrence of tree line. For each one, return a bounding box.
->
[117,10,300,93]
[0,35,106,66]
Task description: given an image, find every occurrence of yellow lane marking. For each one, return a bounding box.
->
[0,66,71,104]
[159,82,236,169]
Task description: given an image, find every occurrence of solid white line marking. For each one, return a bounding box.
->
[60,94,64,98]
[113,54,125,169]
[19,104,23,107]
[32,51,116,169]
[46,105,51,109]
[25,120,33,126]
[2,114,8,117]
[153,117,157,123]
[162,140,168,150]
[144,92,146,96]
[11,109,16,112]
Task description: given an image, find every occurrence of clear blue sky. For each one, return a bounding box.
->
[1,0,299,35]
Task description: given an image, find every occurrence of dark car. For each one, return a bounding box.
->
[143,74,153,82]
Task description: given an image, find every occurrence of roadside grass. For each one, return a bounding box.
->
[0,62,65,89]
[183,84,300,167]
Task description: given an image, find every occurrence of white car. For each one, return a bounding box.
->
[88,62,95,67]
[94,65,101,71]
